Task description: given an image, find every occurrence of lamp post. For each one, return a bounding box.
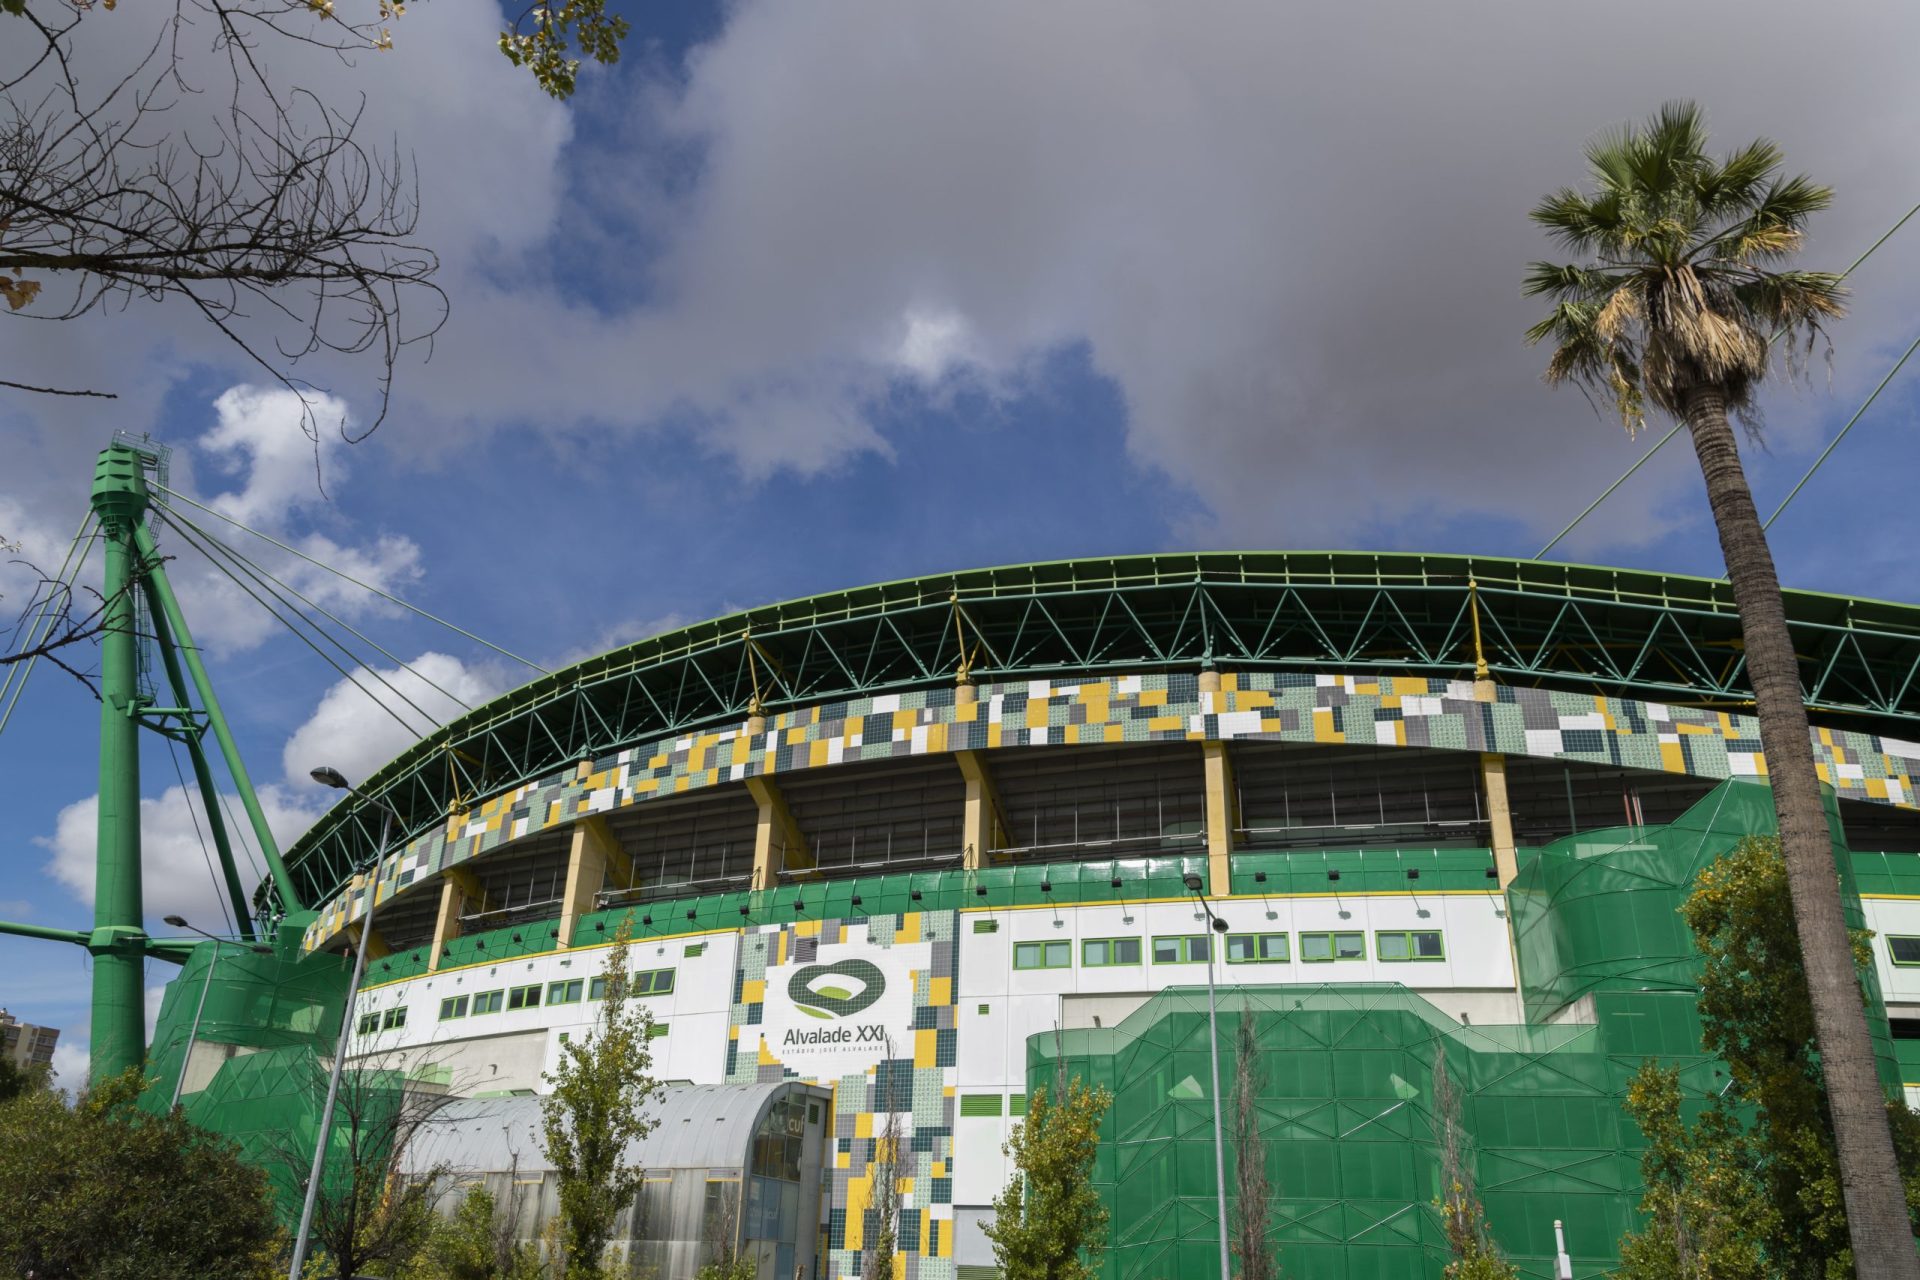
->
[161,915,271,1109]
[1183,871,1233,1280]
[288,766,397,1280]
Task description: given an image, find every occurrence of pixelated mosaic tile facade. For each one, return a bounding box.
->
[724,911,958,1280]
[305,671,1920,946]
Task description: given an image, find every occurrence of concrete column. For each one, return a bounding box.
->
[956,750,1006,871]
[1202,741,1237,897]
[747,775,811,889]
[560,816,631,948]
[344,919,390,960]
[427,867,491,970]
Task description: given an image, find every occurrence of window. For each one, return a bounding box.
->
[972,919,999,934]
[438,995,469,1021]
[1301,931,1365,963]
[547,979,585,1005]
[1376,930,1445,962]
[356,1012,379,1035]
[1152,935,1212,964]
[596,968,676,999]
[1082,937,1142,967]
[1891,937,1920,967]
[507,984,542,1010]
[647,1023,669,1040]
[1226,933,1290,964]
[1014,940,1071,970]
[380,1006,407,1030]
[685,942,706,957]
[471,990,504,1015]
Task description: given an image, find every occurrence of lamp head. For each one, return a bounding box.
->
[310,766,350,790]
[163,914,188,928]
[1181,872,1203,894]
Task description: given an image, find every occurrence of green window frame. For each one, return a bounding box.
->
[1013,940,1072,970]
[1376,930,1445,962]
[1082,937,1142,967]
[1890,936,1920,967]
[356,1012,379,1035]
[1152,935,1212,964]
[380,1006,407,1030]
[593,968,676,999]
[438,995,469,1021]
[547,979,585,1005]
[589,975,618,1001]
[972,919,999,934]
[507,984,542,1011]
[1300,931,1365,963]
[684,942,706,957]
[647,1023,669,1040]
[471,990,504,1015]
[1226,933,1289,964]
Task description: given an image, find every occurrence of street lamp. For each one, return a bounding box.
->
[162,915,271,1109]
[288,767,399,1280]
[1182,870,1233,1280]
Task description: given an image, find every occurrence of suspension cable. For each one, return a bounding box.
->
[156,513,431,741]
[154,485,549,674]
[161,507,475,715]
[1763,330,1920,530]
[0,512,98,736]
[164,734,237,938]
[158,510,448,732]
[1535,198,1920,559]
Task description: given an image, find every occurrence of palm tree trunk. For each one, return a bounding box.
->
[1682,384,1918,1278]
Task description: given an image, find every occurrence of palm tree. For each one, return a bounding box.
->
[1525,102,1916,1278]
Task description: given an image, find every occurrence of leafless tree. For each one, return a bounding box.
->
[0,534,159,698]
[268,1048,461,1279]
[1230,1005,1279,1280]
[2,0,445,431]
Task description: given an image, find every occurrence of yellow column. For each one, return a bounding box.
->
[1473,676,1519,888]
[1202,741,1237,897]
[955,750,1006,871]
[560,816,630,947]
[344,919,390,960]
[747,775,812,889]
[427,877,461,971]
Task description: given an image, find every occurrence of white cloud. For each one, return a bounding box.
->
[38,784,325,934]
[50,1041,89,1093]
[279,651,503,788]
[199,387,353,531]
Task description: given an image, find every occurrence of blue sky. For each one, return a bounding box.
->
[3,0,1918,1084]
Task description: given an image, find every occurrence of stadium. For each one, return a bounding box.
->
[127,535,1920,1278]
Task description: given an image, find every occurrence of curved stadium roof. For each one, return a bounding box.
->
[281,550,1920,911]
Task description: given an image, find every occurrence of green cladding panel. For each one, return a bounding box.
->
[1026,780,1903,1280]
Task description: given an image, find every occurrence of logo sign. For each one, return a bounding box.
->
[788,960,886,1019]
[756,926,929,1079]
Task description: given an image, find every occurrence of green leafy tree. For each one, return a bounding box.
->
[1524,101,1914,1280]
[1618,836,1920,1279]
[410,1181,544,1280]
[541,923,664,1278]
[1430,1041,1517,1280]
[0,1067,280,1280]
[984,1076,1114,1280]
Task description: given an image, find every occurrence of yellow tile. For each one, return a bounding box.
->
[1148,716,1182,733]
[895,709,918,733]
[930,976,951,1006]
[897,914,922,944]
[742,979,766,1003]
[809,740,830,768]
[796,919,822,937]
[1103,723,1124,743]
[1660,742,1686,773]
[1139,687,1167,708]
[915,1029,937,1067]
[1026,700,1049,730]
[856,1113,874,1138]
[928,723,949,754]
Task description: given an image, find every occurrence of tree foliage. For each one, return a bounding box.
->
[0,1067,280,1280]
[1523,100,1845,437]
[1618,836,1920,1280]
[984,1075,1113,1280]
[540,923,663,1278]
[868,1051,903,1280]
[410,1181,544,1280]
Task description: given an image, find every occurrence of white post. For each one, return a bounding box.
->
[1554,1218,1573,1280]
[170,939,223,1109]
[288,802,393,1280]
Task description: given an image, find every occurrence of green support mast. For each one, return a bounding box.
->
[87,445,153,1081]
[0,441,308,1084]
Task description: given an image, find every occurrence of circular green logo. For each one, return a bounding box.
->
[788,959,886,1019]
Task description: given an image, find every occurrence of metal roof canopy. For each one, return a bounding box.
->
[282,550,1920,911]
[401,1081,828,1179]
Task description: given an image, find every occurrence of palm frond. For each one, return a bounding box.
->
[1695,138,1781,217]
[1522,261,1605,300]
[1530,188,1610,251]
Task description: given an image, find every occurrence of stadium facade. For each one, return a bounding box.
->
[143,550,1920,1280]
